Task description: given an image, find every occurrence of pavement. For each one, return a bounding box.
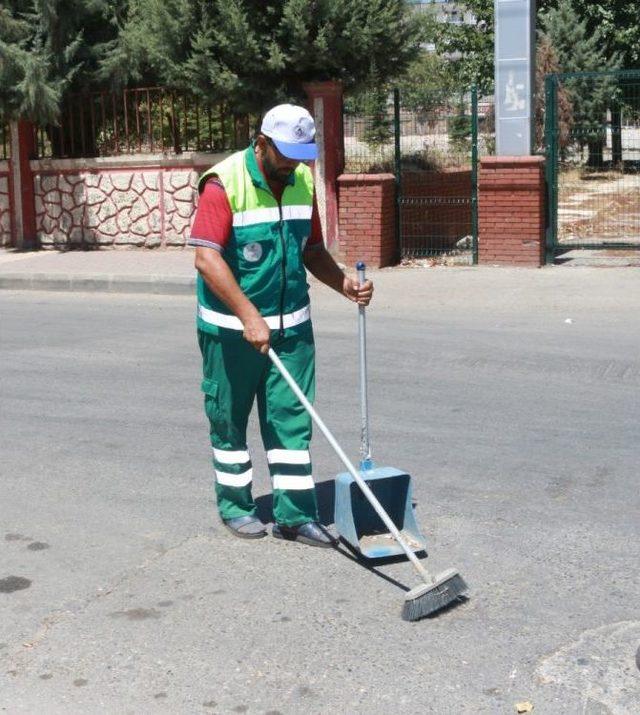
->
[2,246,640,296]
[0,248,197,294]
[1,259,640,714]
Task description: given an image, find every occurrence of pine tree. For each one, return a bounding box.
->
[538,1,640,69]
[358,64,393,150]
[539,0,639,167]
[103,0,422,114]
[540,0,619,167]
[448,97,472,155]
[0,2,64,124]
[0,0,122,124]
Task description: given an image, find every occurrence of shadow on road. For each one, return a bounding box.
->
[255,479,461,601]
[255,478,336,527]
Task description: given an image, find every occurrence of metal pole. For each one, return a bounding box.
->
[356,262,372,470]
[393,87,402,261]
[544,74,557,264]
[471,85,479,265]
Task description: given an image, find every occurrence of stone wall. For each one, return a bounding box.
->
[31,153,228,248]
[0,161,12,247]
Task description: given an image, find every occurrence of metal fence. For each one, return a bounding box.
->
[343,94,396,173]
[395,87,495,262]
[545,69,640,260]
[32,87,256,159]
[344,86,494,261]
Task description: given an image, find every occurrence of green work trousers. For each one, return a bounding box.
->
[198,322,319,527]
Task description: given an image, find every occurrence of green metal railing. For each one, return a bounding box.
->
[391,85,493,262]
[545,69,640,261]
[471,86,479,265]
[341,85,494,262]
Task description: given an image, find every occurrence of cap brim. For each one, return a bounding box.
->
[272,139,317,161]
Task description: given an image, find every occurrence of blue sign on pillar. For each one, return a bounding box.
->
[494,0,536,155]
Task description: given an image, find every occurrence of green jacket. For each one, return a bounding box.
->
[196,146,315,336]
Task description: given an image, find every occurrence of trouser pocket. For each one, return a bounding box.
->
[201,378,219,423]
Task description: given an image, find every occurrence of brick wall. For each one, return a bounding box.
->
[478,156,545,266]
[337,173,396,268]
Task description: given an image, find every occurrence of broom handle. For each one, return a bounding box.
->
[268,348,435,585]
[357,262,372,468]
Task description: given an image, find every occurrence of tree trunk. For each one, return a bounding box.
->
[233,115,250,149]
[611,108,623,168]
[586,138,604,169]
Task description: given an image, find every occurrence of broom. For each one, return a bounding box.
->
[268,348,468,620]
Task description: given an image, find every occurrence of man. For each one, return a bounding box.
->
[189,103,373,547]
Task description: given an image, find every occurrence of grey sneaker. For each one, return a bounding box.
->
[272,521,337,548]
[222,515,268,539]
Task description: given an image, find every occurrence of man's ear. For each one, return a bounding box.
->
[254,134,268,154]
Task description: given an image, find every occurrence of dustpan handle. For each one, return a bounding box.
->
[268,348,434,585]
[356,262,372,469]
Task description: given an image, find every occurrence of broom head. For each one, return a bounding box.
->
[401,568,468,621]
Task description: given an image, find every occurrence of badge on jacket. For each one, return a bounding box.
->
[243,242,263,262]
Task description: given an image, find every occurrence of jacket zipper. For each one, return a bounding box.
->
[277,200,286,338]
[258,179,287,339]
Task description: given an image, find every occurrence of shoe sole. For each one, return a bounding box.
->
[272,529,336,548]
[222,522,268,540]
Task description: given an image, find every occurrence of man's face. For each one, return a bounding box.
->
[257,135,300,183]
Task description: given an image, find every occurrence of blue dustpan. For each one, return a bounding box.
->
[335,464,426,559]
[334,263,427,559]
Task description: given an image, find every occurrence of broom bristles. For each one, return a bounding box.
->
[401,570,468,621]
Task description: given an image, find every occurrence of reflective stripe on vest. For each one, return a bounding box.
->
[232,205,312,227]
[197,304,311,331]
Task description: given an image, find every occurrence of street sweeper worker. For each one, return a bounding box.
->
[189,103,374,547]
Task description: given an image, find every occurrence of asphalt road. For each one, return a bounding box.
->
[1,267,639,714]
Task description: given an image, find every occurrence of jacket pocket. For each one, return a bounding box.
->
[236,232,274,271]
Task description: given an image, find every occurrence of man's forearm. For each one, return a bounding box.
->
[194,248,260,323]
[303,246,346,295]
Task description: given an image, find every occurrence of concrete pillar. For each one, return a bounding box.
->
[478,156,545,266]
[303,81,344,250]
[9,120,38,249]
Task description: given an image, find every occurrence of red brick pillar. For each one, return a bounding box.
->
[337,174,396,268]
[303,81,344,250]
[9,120,37,249]
[478,156,545,266]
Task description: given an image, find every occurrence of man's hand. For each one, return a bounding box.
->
[242,314,271,354]
[304,246,375,306]
[342,276,374,306]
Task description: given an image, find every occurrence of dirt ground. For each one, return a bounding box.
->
[558,170,640,245]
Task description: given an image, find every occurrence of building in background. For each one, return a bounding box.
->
[407,0,477,52]
[407,0,475,26]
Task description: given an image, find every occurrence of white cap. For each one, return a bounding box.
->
[260,104,317,161]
